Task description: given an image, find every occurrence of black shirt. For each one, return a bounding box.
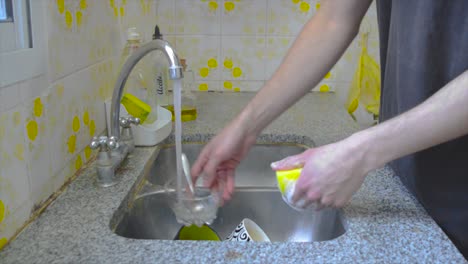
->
[376,0,468,258]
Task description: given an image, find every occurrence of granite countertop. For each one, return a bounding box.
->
[1,93,465,263]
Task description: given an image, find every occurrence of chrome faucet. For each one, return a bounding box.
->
[90,39,183,187]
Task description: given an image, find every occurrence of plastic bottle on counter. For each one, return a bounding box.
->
[119,27,157,124]
[152,25,171,107]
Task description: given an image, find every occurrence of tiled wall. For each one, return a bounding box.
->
[155,0,380,93]
[0,0,380,250]
[0,0,158,250]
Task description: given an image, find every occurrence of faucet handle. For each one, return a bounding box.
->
[90,136,118,152]
[119,116,140,128]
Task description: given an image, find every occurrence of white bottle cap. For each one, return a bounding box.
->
[127,27,140,41]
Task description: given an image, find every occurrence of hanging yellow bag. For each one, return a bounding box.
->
[346,33,381,117]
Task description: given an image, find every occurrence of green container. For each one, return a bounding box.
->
[174,225,220,241]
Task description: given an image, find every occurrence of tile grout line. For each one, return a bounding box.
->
[263,0,269,83]
[219,0,223,91]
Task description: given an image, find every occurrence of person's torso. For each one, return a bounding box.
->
[376,0,468,255]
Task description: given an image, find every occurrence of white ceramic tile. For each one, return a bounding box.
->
[0,84,21,113]
[175,0,221,35]
[221,36,266,81]
[176,36,221,81]
[265,36,295,79]
[84,62,108,138]
[221,0,267,36]
[45,82,68,176]
[164,35,177,47]
[18,75,49,104]
[267,0,318,36]
[0,106,31,213]
[155,0,176,35]
[119,0,158,43]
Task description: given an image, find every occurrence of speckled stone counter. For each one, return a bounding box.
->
[1,93,465,263]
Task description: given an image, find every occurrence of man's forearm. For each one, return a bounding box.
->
[238,0,372,136]
[358,70,468,172]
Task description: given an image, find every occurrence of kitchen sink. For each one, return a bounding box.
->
[112,143,346,242]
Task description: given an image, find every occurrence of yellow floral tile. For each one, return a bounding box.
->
[221,36,266,81]
[45,60,109,183]
[176,36,221,82]
[23,95,56,205]
[52,0,93,32]
[0,106,30,210]
[222,80,264,92]
[221,0,267,36]
[0,200,32,250]
[175,0,221,35]
[195,81,221,92]
[267,0,318,36]
[0,107,32,249]
[311,81,336,93]
[47,0,119,81]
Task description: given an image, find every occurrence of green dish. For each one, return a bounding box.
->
[174,225,220,241]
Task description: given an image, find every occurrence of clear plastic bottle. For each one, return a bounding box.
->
[180,59,198,121]
[164,58,198,122]
[152,25,171,107]
[120,28,157,124]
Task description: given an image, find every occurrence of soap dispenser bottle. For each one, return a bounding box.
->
[164,59,198,122]
[180,58,198,121]
[119,27,158,124]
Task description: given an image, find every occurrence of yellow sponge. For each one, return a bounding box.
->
[276,168,302,194]
[121,93,151,123]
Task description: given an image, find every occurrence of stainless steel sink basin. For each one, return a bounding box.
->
[112,143,346,242]
[114,188,345,242]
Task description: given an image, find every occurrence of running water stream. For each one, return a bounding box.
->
[173,79,183,201]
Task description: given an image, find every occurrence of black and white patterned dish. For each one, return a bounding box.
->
[225,218,270,242]
[226,222,251,241]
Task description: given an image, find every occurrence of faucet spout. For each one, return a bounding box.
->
[110,39,183,140]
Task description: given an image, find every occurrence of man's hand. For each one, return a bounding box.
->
[271,134,370,208]
[191,115,257,203]
[272,70,468,209]
[191,0,372,204]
